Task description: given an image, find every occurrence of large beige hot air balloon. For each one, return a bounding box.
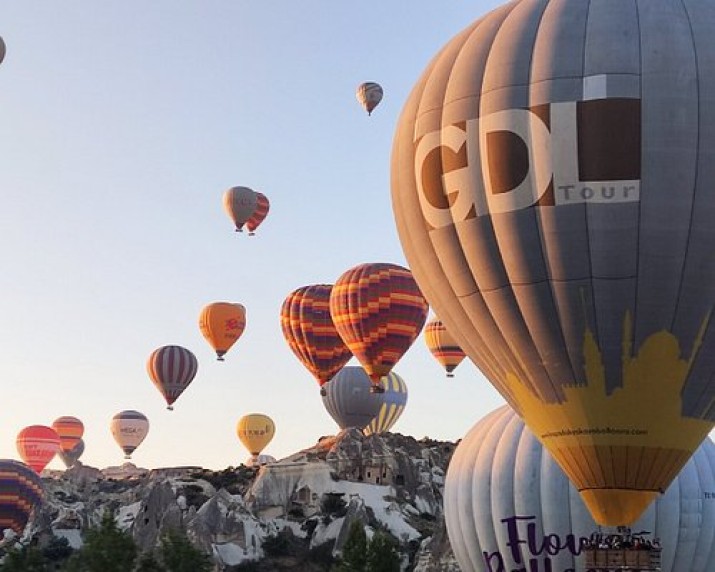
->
[199,302,246,361]
[236,414,275,461]
[391,0,715,526]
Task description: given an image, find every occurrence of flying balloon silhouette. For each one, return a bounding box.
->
[147,345,198,410]
[356,82,383,116]
[223,186,257,233]
[445,406,715,572]
[0,37,5,66]
[280,284,353,391]
[0,460,44,538]
[424,317,466,377]
[110,410,149,459]
[58,439,85,469]
[16,426,61,474]
[391,0,715,526]
[51,416,84,454]
[236,414,275,462]
[329,262,428,391]
[199,302,246,361]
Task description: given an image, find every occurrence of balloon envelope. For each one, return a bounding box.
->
[110,410,149,459]
[147,345,198,409]
[363,371,408,436]
[223,186,257,232]
[16,425,60,474]
[356,82,383,115]
[445,406,715,572]
[391,0,715,525]
[246,192,269,235]
[0,37,5,65]
[58,439,85,469]
[0,460,44,537]
[424,318,466,377]
[51,416,84,453]
[199,302,246,360]
[329,262,428,385]
[236,414,275,456]
[280,284,353,387]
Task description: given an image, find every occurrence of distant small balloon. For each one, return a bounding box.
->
[16,425,61,474]
[0,37,5,66]
[52,416,84,453]
[110,410,149,459]
[424,318,466,377]
[199,302,247,361]
[146,345,198,410]
[236,414,275,457]
[246,192,269,236]
[356,82,383,115]
[58,439,85,469]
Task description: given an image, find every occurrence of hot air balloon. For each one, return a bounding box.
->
[0,460,44,538]
[110,410,149,459]
[51,416,84,454]
[445,406,715,572]
[147,345,198,410]
[391,0,715,526]
[424,317,466,377]
[0,37,5,66]
[321,366,408,434]
[199,302,246,361]
[236,414,275,462]
[280,284,353,391]
[363,371,408,436]
[58,439,85,469]
[329,262,428,391]
[223,186,258,233]
[356,82,383,116]
[16,426,60,474]
[246,192,269,236]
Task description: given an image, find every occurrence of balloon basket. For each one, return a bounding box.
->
[370,385,385,394]
[167,405,174,411]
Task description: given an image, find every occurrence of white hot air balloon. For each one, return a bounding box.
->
[444,406,715,572]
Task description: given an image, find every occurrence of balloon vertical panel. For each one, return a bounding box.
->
[391,0,715,525]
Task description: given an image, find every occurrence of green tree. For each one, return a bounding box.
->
[336,519,367,572]
[42,535,75,566]
[135,551,166,572]
[158,529,212,572]
[365,531,400,572]
[73,509,137,572]
[0,543,48,571]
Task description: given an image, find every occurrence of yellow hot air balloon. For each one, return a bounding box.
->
[199,302,247,361]
[391,0,715,526]
[236,414,275,461]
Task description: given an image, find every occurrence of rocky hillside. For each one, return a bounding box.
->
[21,429,461,571]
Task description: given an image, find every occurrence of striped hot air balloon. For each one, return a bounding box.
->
[110,410,149,459]
[51,416,84,454]
[0,37,5,66]
[16,426,61,474]
[246,192,269,236]
[0,460,44,537]
[146,345,198,410]
[364,371,408,436]
[356,82,383,115]
[424,318,467,378]
[223,186,258,233]
[329,262,428,389]
[280,284,353,390]
[199,302,247,361]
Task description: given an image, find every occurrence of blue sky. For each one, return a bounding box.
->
[0,1,522,470]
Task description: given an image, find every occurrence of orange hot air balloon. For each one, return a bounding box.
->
[329,262,428,389]
[236,414,275,460]
[16,425,61,474]
[51,416,84,453]
[246,192,269,236]
[199,302,247,361]
[424,318,466,378]
[147,345,199,410]
[280,284,353,390]
[0,460,44,537]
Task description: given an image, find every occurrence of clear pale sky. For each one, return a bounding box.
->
[0,1,585,471]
